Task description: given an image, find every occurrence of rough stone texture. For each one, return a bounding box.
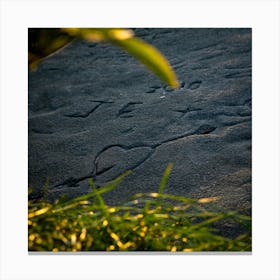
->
[28,29,251,222]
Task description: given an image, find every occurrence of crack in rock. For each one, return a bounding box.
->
[117,102,143,117]
[92,123,219,183]
[65,100,114,118]
[93,145,153,183]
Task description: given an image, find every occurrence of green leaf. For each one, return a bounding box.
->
[63,28,180,89]
[62,28,134,42]
[111,37,180,89]
[29,28,180,89]
[28,28,74,69]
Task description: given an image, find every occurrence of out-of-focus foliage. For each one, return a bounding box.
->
[28,28,179,89]
[28,165,251,252]
[28,28,73,69]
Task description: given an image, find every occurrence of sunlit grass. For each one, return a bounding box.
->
[28,165,251,252]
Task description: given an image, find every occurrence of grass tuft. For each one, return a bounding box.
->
[28,166,251,252]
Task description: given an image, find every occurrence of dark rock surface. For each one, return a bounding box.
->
[28,29,251,220]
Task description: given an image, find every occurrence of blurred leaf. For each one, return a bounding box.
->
[62,28,134,42]
[63,28,179,88]
[28,28,74,69]
[29,28,179,89]
[112,36,179,89]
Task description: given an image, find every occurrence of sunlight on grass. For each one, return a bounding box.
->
[28,165,251,252]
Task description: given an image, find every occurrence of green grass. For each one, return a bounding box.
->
[28,164,251,252]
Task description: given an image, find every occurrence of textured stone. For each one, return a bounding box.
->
[28,28,251,225]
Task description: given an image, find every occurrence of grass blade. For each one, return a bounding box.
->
[158,163,173,194]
